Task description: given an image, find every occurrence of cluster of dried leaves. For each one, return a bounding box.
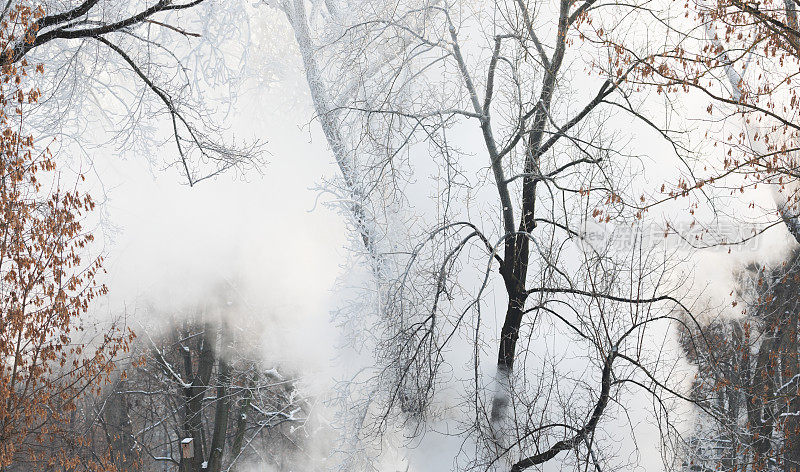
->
[0,5,133,471]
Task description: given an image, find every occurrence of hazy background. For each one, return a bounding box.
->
[57,6,800,471]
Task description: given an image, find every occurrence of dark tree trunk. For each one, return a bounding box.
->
[182,324,216,471]
[207,351,232,471]
[230,377,253,470]
[746,333,778,466]
[104,379,137,471]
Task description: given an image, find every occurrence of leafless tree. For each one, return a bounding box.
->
[76,283,311,472]
[1,0,263,185]
[272,1,719,470]
[680,252,800,472]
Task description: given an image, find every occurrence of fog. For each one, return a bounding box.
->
[29,3,798,471]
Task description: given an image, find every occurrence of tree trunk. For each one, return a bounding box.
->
[491,290,527,428]
[104,379,137,471]
[182,324,216,471]
[229,377,253,471]
[746,333,778,467]
[207,356,232,471]
[783,312,800,472]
